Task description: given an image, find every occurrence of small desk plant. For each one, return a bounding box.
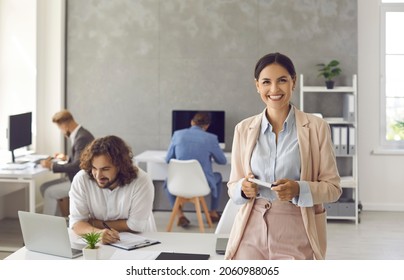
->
[317,59,342,89]
[81,231,102,260]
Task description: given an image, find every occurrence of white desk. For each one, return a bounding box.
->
[5,231,228,260]
[0,163,49,213]
[134,150,232,181]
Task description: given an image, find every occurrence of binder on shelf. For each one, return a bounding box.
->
[331,126,341,155]
[343,94,355,122]
[348,126,356,155]
[300,74,358,224]
[340,126,348,155]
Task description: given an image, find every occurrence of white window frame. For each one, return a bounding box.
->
[380,1,404,150]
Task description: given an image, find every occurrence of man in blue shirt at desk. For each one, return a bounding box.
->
[165,112,227,228]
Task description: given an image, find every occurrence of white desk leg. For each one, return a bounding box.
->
[29,180,35,213]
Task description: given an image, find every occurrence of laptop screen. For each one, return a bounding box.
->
[18,211,82,258]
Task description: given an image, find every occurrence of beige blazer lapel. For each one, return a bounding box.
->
[243,114,262,174]
[295,109,311,181]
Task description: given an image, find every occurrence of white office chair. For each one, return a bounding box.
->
[214,199,242,234]
[166,159,213,233]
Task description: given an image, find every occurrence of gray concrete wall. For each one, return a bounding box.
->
[66,0,357,155]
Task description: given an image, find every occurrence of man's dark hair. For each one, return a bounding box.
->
[80,135,138,186]
[192,112,211,126]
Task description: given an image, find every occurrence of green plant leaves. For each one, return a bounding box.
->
[317,60,342,81]
[81,231,102,249]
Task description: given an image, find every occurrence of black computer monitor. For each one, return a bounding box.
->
[8,112,32,163]
[171,110,225,149]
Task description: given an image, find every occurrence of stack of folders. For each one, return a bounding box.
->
[331,125,356,156]
[343,94,355,123]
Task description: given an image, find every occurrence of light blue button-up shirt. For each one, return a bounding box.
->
[233,107,313,207]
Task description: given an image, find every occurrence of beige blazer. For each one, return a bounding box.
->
[225,106,342,260]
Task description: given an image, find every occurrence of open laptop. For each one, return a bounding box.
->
[18,211,82,258]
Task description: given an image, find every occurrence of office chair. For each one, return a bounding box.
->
[214,199,241,234]
[58,197,70,218]
[166,159,213,233]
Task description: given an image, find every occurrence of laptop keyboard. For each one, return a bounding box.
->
[72,248,83,257]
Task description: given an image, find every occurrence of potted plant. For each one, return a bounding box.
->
[81,231,101,260]
[317,59,342,89]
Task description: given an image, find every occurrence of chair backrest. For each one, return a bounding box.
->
[214,199,242,234]
[167,159,211,198]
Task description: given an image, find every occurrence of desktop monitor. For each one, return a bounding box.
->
[171,110,225,149]
[8,112,32,163]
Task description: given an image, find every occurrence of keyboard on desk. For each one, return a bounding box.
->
[1,162,31,170]
[0,155,48,170]
[21,154,50,165]
[26,154,50,161]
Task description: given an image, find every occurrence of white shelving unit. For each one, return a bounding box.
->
[299,74,359,224]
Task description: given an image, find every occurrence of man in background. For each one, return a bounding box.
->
[40,109,94,216]
[165,111,227,227]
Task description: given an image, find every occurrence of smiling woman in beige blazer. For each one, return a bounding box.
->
[225,53,341,260]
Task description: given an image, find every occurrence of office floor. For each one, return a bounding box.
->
[1,210,403,260]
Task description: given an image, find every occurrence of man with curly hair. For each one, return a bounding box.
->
[69,135,156,245]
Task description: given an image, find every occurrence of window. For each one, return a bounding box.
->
[381,1,404,149]
[0,0,36,152]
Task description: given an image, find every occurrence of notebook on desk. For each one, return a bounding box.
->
[18,211,82,258]
[156,252,210,260]
[108,232,160,250]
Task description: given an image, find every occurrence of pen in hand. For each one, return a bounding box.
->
[102,222,120,241]
[102,221,112,230]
